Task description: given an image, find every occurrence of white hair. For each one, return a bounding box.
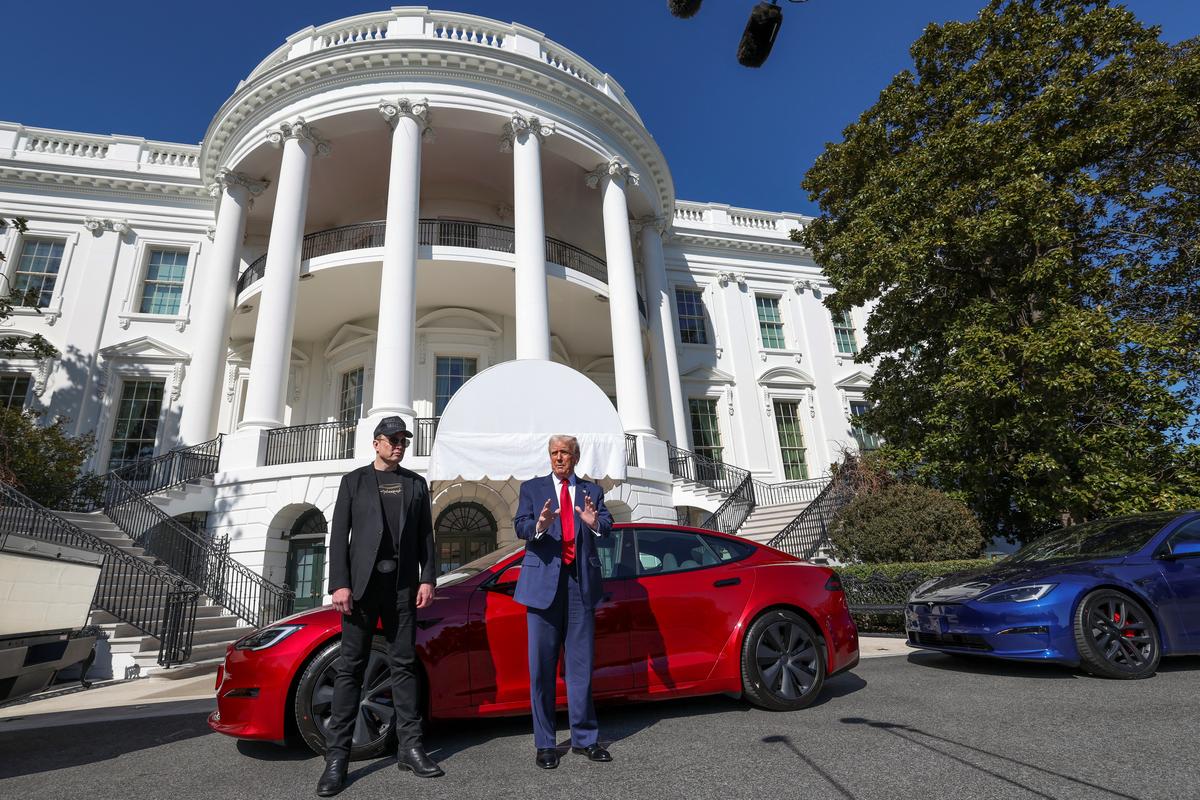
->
[547,435,580,457]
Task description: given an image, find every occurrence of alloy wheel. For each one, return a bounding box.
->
[1086,595,1155,670]
[756,619,819,700]
[310,649,394,749]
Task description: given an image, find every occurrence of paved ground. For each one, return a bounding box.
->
[2,650,1198,800]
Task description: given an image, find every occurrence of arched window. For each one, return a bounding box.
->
[286,508,328,611]
[435,502,497,574]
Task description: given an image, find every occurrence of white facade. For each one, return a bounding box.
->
[0,9,873,595]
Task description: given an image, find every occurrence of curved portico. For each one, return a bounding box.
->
[187,8,676,466]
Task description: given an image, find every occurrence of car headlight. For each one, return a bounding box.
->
[978,584,1056,603]
[234,625,304,651]
[909,577,943,601]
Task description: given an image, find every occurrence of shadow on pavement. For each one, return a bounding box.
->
[0,709,212,780]
[838,717,1145,800]
[1155,655,1200,673]
[904,651,1080,679]
[761,734,859,799]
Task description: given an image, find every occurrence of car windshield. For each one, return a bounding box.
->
[1006,513,1177,563]
[435,542,524,588]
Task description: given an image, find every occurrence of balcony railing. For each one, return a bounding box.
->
[413,417,439,457]
[237,219,645,315]
[265,421,357,466]
[625,434,638,467]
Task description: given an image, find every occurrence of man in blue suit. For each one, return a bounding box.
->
[513,434,615,769]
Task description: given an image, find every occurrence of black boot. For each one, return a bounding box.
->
[397,745,444,778]
[316,757,348,797]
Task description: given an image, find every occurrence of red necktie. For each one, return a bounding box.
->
[560,478,575,566]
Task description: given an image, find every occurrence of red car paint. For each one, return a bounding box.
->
[208,523,858,742]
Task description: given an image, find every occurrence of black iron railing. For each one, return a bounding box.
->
[104,474,294,629]
[752,476,830,507]
[237,219,645,314]
[265,421,357,466]
[698,474,756,536]
[1,481,198,667]
[667,443,752,497]
[842,571,924,614]
[110,435,223,498]
[625,434,638,467]
[413,417,439,457]
[766,469,858,560]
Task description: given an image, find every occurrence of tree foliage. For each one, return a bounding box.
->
[0,408,97,508]
[829,484,987,563]
[797,0,1200,540]
[0,216,57,360]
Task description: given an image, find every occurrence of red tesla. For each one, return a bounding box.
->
[208,523,859,757]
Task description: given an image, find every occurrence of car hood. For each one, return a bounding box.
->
[910,559,1120,603]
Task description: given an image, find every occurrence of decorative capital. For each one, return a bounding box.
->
[792,278,815,294]
[84,217,130,236]
[585,158,639,189]
[632,215,670,236]
[208,169,270,199]
[499,111,555,153]
[379,98,434,142]
[266,118,332,157]
[717,271,746,288]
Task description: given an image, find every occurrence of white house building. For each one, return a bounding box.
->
[0,8,874,659]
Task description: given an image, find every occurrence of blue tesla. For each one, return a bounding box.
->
[905,511,1200,678]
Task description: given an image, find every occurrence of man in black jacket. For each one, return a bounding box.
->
[317,416,441,797]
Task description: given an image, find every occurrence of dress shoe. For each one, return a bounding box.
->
[397,745,444,778]
[535,748,560,769]
[571,743,613,762]
[315,757,348,797]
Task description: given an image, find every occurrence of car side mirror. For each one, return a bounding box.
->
[1161,540,1200,560]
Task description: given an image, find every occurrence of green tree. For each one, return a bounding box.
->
[797,0,1200,540]
[1,216,57,360]
[0,408,97,508]
[829,483,987,563]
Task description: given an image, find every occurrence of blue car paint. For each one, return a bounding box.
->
[906,512,1200,665]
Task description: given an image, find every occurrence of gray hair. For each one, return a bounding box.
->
[547,435,580,457]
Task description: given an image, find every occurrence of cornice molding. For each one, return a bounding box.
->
[0,167,209,203]
[672,231,810,257]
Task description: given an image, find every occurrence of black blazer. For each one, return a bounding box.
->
[328,463,436,599]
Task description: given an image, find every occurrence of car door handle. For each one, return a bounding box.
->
[713,578,741,588]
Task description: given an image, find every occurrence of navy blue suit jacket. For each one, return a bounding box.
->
[512,474,613,610]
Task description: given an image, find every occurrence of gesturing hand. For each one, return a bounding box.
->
[576,492,599,530]
[536,498,560,533]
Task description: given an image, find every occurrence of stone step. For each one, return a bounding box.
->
[90,604,225,625]
[112,613,239,639]
[132,641,232,669]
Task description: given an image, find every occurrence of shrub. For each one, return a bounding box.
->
[829,483,986,563]
[0,408,96,508]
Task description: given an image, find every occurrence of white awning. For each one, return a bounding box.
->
[427,359,627,482]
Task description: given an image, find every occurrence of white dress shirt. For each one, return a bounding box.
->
[535,473,601,538]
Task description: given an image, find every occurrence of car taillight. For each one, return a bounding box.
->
[824,573,843,592]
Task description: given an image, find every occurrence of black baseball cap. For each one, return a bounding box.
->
[373,416,413,439]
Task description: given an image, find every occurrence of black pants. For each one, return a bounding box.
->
[326,570,422,758]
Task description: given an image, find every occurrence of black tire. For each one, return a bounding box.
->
[1073,590,1161,680]
[741,609,826,711]
[294,638,395,759]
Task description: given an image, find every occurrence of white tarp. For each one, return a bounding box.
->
[427,359,628,482]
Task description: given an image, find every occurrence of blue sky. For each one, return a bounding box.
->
[3,1,1197,216]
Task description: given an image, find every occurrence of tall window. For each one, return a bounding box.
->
[109,379,164,469]
[688,398,723,462]
[756,295,786,349]
[287,509,328,612]
[850,401,882,451]
[833,310,859,355]
[338,368,365,422]
[435,502,497,573]
[435,356,477,415]
[12,238,65,308]
[675,288,708,344]
[773,400,808,480]
[0,374,31,410]
[139,249,188,314]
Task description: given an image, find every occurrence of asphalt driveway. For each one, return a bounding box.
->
[2,652,1198,800]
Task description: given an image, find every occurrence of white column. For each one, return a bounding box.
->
[180,170,266,444]
[587,159,655,435]
[239,119,328,430]
[501,111,554,361]
[369,98,432,420]
[637,216,690,446]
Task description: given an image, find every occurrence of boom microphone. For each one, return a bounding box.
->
[737,1,783,68]
[668,0,703,18]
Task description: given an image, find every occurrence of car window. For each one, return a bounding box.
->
[1006,512,1178,563]
[699,534,755,563]
[594,530,633,580]
[634,528,725,576]
[438,541,523,588]
[1165,518,1200,555]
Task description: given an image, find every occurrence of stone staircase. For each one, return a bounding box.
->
[146,476,216,517]
[736,501,811,544]
[56,510,253,676]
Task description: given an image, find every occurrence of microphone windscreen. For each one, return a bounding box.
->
[668,0,703,18]
[737,2,783,68]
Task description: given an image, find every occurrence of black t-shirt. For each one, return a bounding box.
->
[375,468,404,562]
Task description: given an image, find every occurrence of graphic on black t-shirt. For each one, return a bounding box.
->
[376,469,404,562]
